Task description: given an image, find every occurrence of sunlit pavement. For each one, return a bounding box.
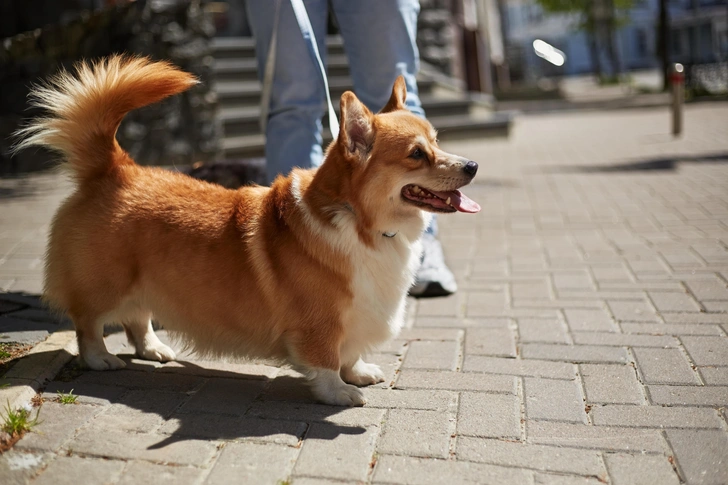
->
[2,103,728,484]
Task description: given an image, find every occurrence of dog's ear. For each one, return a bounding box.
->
[380,76,407,113]
[339,91,373,161]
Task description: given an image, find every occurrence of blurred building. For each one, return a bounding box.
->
[504,0,728,81]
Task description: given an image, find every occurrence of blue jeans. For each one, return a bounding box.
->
[246,0,436,237]
[246,0,423,182]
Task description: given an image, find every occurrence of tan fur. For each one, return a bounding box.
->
[14,58,477,406]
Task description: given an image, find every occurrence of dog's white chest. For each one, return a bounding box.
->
[343,235,422,356]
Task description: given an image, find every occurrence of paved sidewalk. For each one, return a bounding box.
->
[1,104,728,484]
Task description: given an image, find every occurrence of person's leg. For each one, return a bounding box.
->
[330,0,423,115]
[246,0,330,183]
[332,0,456,297]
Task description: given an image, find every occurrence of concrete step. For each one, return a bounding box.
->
[214,77,438,108]
[213,54,350,82]
[222,112,513,159]
[212,36,347,60]
[219,96,473,136]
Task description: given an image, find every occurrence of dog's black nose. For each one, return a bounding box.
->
[464,161,478,176]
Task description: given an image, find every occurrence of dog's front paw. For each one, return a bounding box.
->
[83,352,127,371]
[309,369,368,406]
[318,384,367,407]
[137,342,177,362]
[342,360,386,386]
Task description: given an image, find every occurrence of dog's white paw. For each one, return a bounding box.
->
[342,361,385,387]
[317,383,367,407]
[83,352,127,371]
[309,368,368,406]
[137,342,176,362]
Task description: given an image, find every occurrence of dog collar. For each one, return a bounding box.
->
[382,231,397,238]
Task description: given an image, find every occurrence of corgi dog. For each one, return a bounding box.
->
[14,57,480,406]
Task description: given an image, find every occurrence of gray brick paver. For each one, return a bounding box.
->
[4,105,728,485]
[633,347,700,385]
[378,409,451,458]
[580,363,644,404]
[457,437,605,476]
[666,429,728,485]
[604,453,680,485]
[524,377,587,423]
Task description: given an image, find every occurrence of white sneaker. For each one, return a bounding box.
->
[409,231,458,297]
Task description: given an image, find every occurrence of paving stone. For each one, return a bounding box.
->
[524,377,587,423]
[533,473,605,484]
[463,356,576,380]
[72,369,206,391]
[580,364,644,405]
[402,340,459,370]
[372,454,533,485]
[246,400,385,427]
[511,280,551,300]
[527,421,669,453]
[521,343,629,364]
[572,331,677,347]
[31,455,125,485]
[465,327,516,357]
[517,318,570,344]
[15,402,101,452]
[686,278,728,300]
[0,450,49,485]
[458,392,520,439]
[633,348,699,384]
[465,291,509,317]
[607,300,659,322]
[69,428,219,466]
[662,312,728,324]
[699,366,728,385]
[42,381,126,406]
[92,389,187,433]
[395,370,516,393]
[620,323,723,336]
[159,414,306,446]
[156,359,280,379]
[417,293,463,317]
[563,308,617,332]
[117,461,204,485]
[591,404,723,428]
[647,385,728,406]
[292,423,379,481]
[552,271,595,290]
[378,409,451,458]
[604,453,680,485]
[206,442,297,485]
[413,316,512,328]
[680,336,728,366]
[457,436,605,476]
[365,388,457,411]
[666,429,728,485]
[176,377,265,415]
[649,291,702,312]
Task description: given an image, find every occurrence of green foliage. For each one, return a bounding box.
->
[534,0,636,31]
[2,401,41,436]
[56,389,78,405]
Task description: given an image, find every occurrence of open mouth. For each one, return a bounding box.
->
[401,184,481,213]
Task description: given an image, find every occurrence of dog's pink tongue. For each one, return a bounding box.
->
[431,189,481,213]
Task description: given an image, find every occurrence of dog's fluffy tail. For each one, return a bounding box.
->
[13,56,197,183]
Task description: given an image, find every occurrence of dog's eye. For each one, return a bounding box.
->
[410,148,425,160]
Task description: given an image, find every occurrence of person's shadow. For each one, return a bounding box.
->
[1,291,367,450]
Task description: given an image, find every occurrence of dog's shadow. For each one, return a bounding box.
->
[0,292,369,449]
[43,354,368,450]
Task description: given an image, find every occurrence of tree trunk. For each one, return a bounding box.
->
[588,29,602,79]
[658,0,670,90]
[605,0,621,77]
